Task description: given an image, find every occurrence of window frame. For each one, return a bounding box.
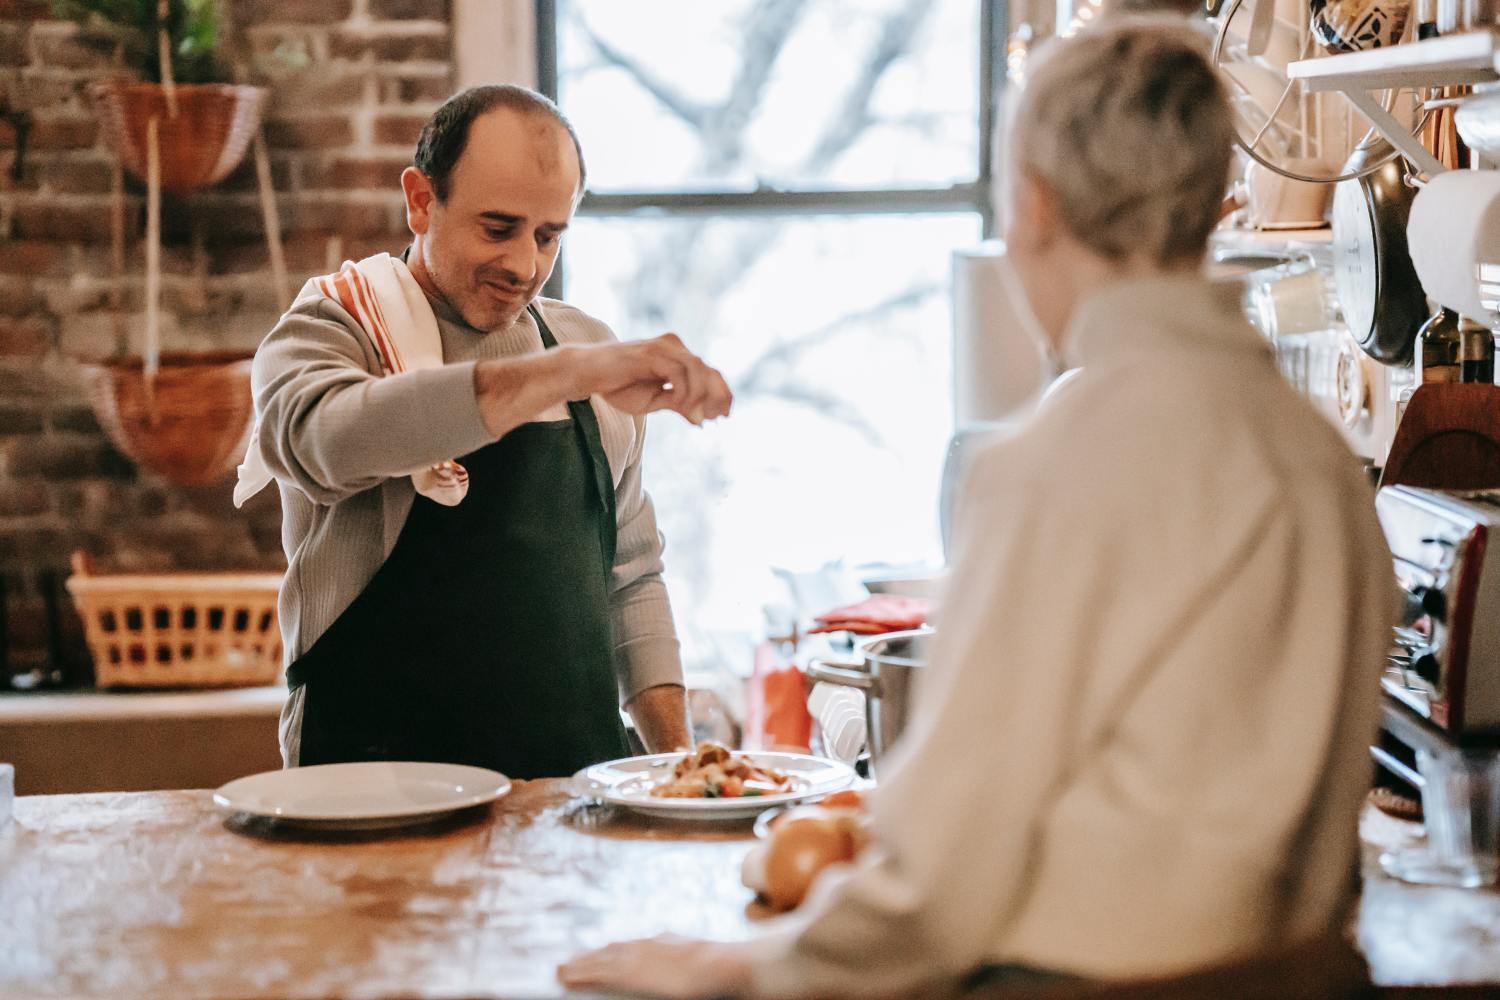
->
[536,0,1007,295]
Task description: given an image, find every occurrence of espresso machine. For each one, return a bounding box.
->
[1374,487,1500,795]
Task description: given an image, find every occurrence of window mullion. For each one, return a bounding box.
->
[980,0,1006,238]
[578,185,989,218]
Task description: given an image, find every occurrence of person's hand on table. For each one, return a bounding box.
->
[558,934,754,999]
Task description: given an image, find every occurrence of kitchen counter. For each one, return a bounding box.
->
[0,685,287,722]
[0,686,285,794]
[1,783,1497,999]
[1357,806,1500,987]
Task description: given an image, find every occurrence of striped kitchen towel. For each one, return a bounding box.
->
[234,252,469,508]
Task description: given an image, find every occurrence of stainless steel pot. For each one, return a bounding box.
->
[807,628,932,778]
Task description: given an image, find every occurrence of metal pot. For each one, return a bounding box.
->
[807,628,932,778]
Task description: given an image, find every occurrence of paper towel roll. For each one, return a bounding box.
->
[1407,170,1500,325]
[952,244,1048,425]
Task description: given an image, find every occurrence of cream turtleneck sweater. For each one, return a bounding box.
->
[741,276,1397,996]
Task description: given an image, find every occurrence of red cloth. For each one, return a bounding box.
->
[743,642,812,753]
[807,594,935,635]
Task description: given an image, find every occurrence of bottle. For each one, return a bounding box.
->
[1418,0,1441,37]
[1418,307,1463,384]
[1459,316,1495,384]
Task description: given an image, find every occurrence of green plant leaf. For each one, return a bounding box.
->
[50,0,230,83]
[178,0,218,58]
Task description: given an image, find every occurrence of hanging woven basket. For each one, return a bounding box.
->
[79,352,256,486]
[89,81,267,193]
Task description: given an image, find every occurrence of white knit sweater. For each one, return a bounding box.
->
[739,276,1398,996]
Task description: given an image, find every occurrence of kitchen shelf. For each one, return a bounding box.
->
[1283,31,1500,176]
[1287,30,1500,92]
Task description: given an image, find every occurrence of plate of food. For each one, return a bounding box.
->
[573,741,856,821]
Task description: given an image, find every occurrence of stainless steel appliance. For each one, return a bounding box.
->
[808,628,932,778]
[1374,486,1500,795]
[1378,486,1500,736]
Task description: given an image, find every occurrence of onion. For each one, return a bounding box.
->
[741,841,770,895]
[820,789,866,810]
[763,814,858,911]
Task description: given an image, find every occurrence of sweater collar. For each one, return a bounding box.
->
[1061,276,1267,370]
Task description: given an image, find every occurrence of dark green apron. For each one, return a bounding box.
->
[290,304,631,778]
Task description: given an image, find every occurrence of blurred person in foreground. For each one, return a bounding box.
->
[559,18,1395,999]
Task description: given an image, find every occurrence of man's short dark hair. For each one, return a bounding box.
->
[413,84,586,201]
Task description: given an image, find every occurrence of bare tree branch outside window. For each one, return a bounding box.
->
[554,0,990,679]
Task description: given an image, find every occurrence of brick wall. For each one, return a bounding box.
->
[0,0,453,686]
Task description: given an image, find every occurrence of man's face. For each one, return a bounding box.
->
[404,108,581,332]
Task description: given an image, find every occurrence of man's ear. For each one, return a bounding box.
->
[402,167,436,236]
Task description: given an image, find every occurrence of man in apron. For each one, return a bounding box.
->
[248,85,732,779]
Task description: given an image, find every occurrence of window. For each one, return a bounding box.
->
[539,0,1004,681]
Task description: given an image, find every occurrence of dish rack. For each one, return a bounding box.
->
[65,551,285,689]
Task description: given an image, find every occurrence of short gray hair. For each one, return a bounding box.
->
[1010,18,1233,266]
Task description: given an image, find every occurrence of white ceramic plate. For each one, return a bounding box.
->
[213,761,512,829]
[573,751,856,821]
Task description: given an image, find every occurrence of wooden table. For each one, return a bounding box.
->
[3,783,1499,999]
[0,780,759,999]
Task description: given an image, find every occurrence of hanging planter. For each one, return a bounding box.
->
[89,80,266,193]
[81,93,270,486]
[78,351,255,486]
[59,2,290,486]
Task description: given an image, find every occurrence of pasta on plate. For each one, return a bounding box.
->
[649,741,796,799]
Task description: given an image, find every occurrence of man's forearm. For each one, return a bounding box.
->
[624,683,691,753]
[253,319,499,502]
[472,348,582,438]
